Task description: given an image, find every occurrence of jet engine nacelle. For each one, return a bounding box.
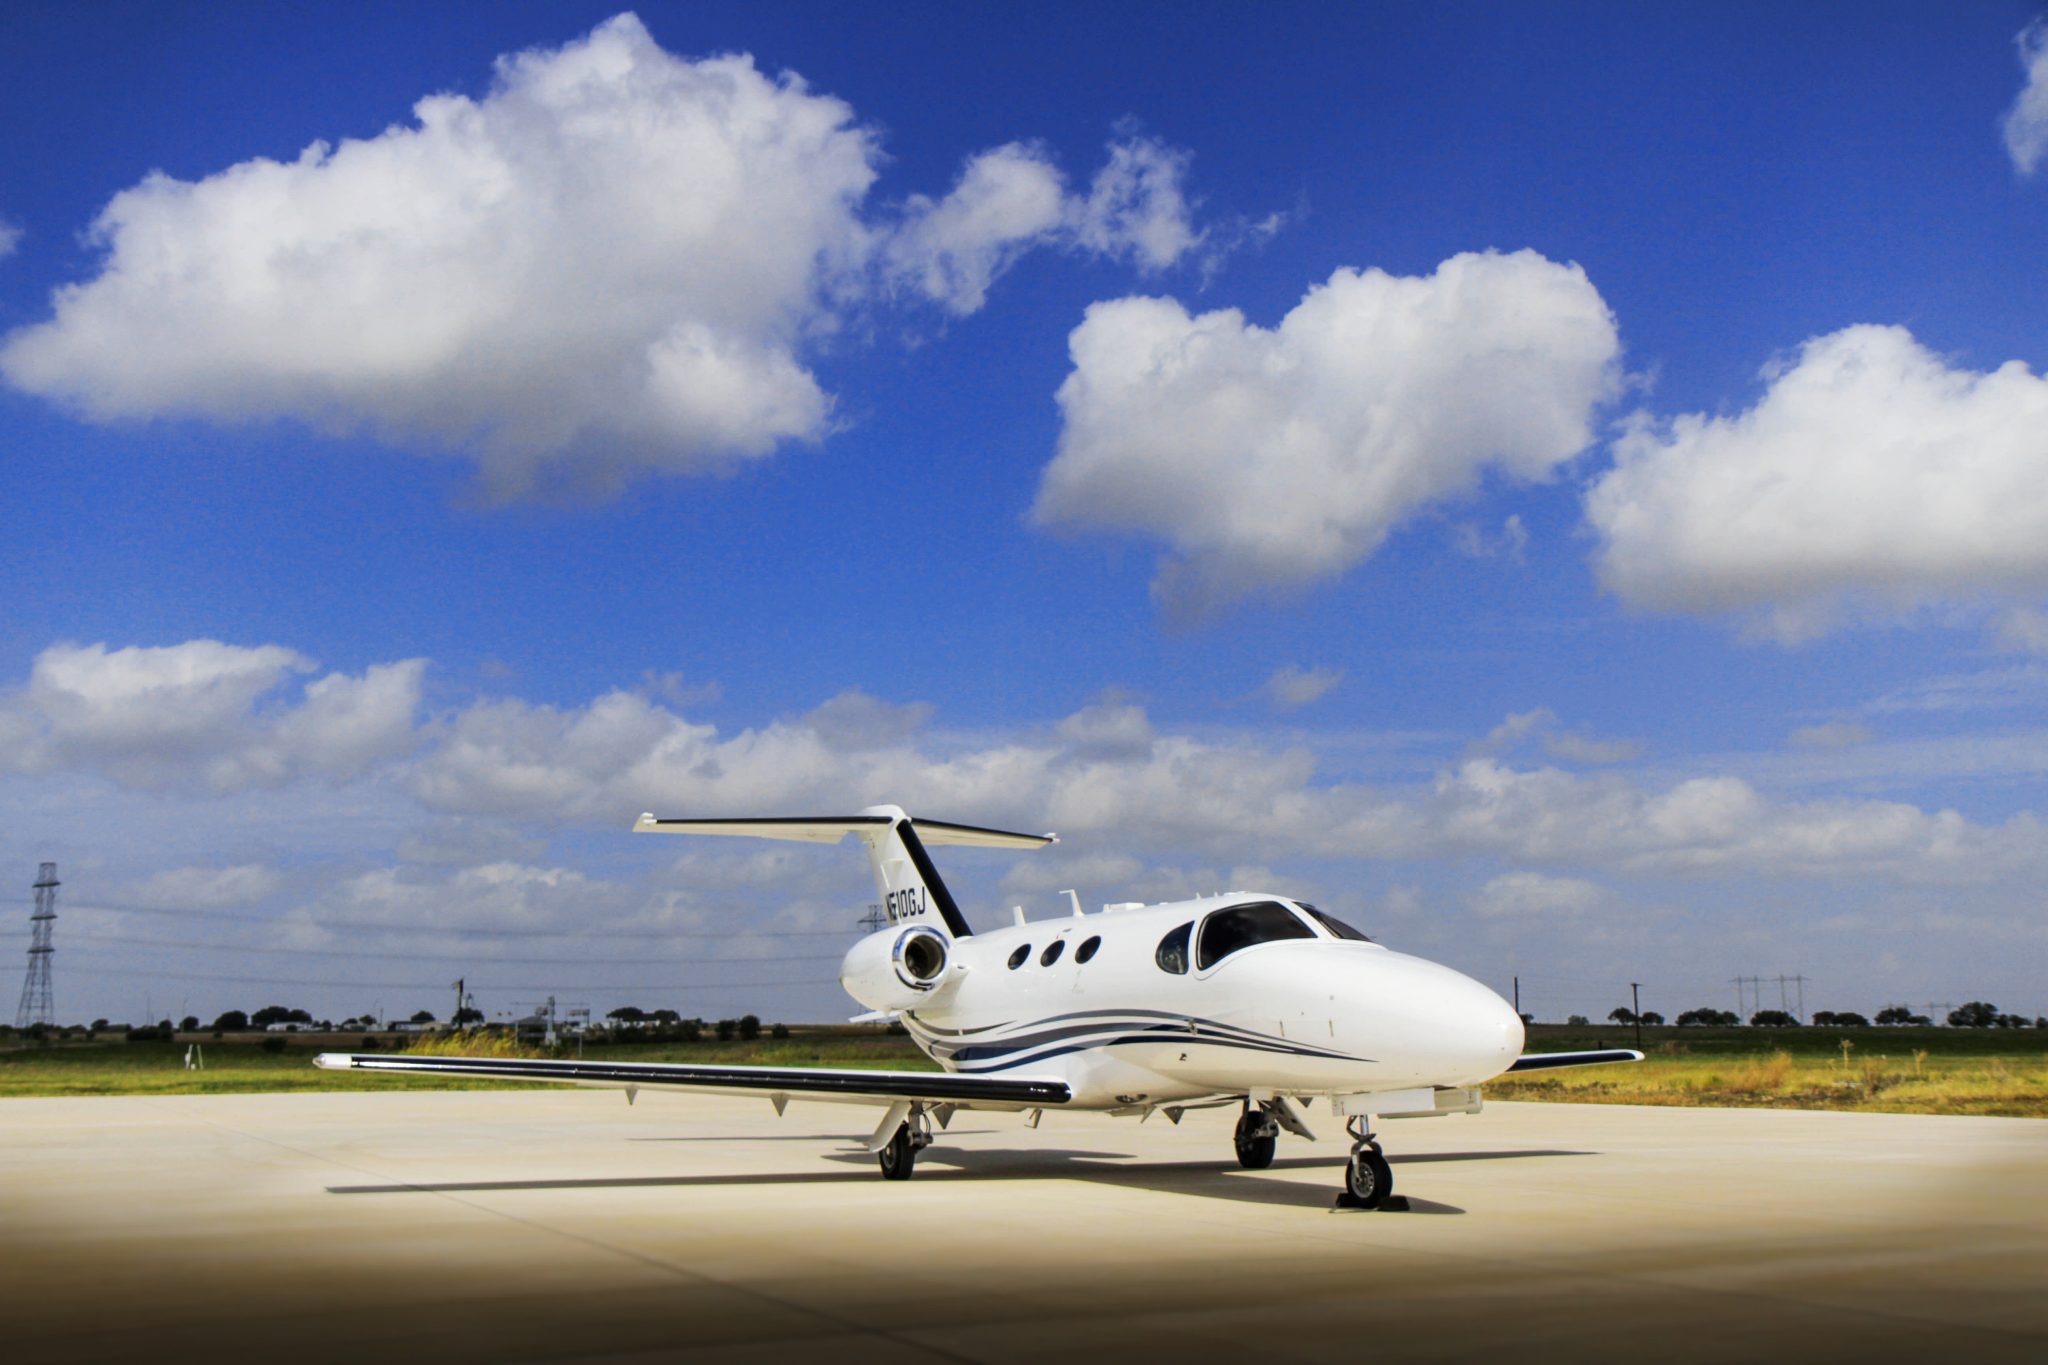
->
[840,925,954,1012]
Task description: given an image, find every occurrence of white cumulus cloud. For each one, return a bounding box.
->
[0,15,872,498]
[0,640,424,791]
[2005,21,2048,175]
[1070,135,1200,271]
[1587,325,2048,641]
[888,142,1069,315]
[8,638,2042,896]
[1033,250,1621,618]
[0,16,1219,499]
[887,135,1203,315]
[0,218,21,259]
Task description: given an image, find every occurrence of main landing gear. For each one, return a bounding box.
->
[876,1106,934,1180]
[1233,1103,1279,1170]
[1341,1115,1394,1209]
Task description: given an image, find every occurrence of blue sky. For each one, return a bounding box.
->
[4,2,2047,1028]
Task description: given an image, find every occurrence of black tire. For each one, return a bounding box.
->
[1345,1147,1392,1207]
[1233,1110,1277,1170]
[877,1123,916,1180]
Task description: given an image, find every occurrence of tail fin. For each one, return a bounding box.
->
[633,804,1056,939]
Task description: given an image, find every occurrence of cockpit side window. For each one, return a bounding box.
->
[1154,922,1193,975]
[1196,901,1314,970]
[1301,904,1373,942]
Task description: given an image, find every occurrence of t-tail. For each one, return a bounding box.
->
[632,804,1056,939]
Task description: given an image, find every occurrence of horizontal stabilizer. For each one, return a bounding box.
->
[633,813,1056,850]
[1505,1049,1644,1072]
[314,1052,1070,1108]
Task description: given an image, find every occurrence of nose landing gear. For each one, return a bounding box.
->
[1340,1116,1395,1209]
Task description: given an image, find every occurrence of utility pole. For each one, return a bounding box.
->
[1630,982,1642,1050]
[1770,974,1809,1023]
[1512,976,1520,1018]
[15,863,57,1031]
[451,977,465,1025]
[858,904,887,934]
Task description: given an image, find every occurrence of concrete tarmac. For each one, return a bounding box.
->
[0,1089,2042,1363]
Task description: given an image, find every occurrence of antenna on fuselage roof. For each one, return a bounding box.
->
[1063,890,1083,918]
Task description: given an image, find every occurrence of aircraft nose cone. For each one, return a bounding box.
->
[1401,957,1525,1084]
[1453,980,1526,1082]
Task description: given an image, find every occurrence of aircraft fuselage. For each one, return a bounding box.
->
[844,894,1527,1111]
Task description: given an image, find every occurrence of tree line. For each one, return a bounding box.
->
[600,1007,790,1042]
[5,1004,795,1042]
[1585,1000,2042,1029]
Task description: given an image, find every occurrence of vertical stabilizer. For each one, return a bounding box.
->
[852,805,970,937]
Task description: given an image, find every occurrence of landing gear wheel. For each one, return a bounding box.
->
[1233,1109,1277,1170]
[877,1122,917,1180]
[1344,1145,1392,1207]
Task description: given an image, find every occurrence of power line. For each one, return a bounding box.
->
[56,929,844,968]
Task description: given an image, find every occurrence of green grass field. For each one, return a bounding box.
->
[3,1025,2043,1117]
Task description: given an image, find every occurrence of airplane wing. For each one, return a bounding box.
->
[1505,1048,1644,1072]
[313,1052,1070,1109]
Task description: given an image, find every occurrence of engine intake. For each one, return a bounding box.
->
[840,925,954,1012]
[892,927,949,989]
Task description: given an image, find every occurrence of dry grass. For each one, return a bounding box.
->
[402,1031,552,1059]
[1491,1047,2048,1117]
[1720,1050,1795,1096]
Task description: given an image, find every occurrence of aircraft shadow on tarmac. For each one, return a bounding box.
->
[626,1129,1001,1142]
[326,1144,1591,1212]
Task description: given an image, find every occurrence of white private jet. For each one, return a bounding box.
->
[317,806,1639,1207]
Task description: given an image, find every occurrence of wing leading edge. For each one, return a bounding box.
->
[1505,1048,1644,1072]
[313,1053,1070,1108]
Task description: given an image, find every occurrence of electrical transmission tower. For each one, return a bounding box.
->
[15,862,57,1030]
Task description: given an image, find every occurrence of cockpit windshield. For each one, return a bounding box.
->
[1299,903,1373,942]
[1196,900,1315,970]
